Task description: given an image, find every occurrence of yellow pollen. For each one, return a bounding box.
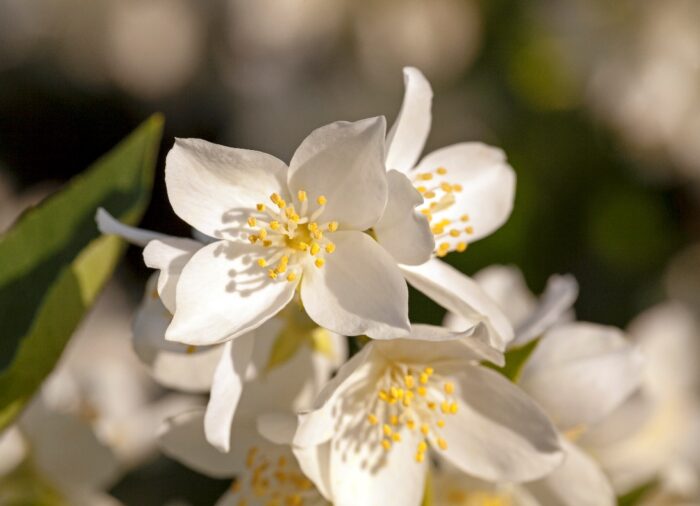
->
[327,221,338,232]
[381,439,391,451]
[406,419,415,430]
[417,441,428,453]
[450,402,458,414]
[449,229,460,237]
[418,386,427,397]
[419,373,429,385]
[367,414,378,425]
[317,195,327,206]
[465,226,474,234]
[268,270,278,280]
[437,437,448,450]
[437,419,446,428]
[314,258,325,268]
[456,242,468,252]
[263,240,272,247]
[383,424,393,436]
[297,242,309,251]
[258,229,268,240]
[415,453,425,463]
[417,186,427,193]
[427,401,436,410]
[257,258,267,267]
[419,173,433,181]
[297,190,307,202]
[460,214,470,221]
[424,191,436,199]
[308,222,318,231]
[441,402,450,414]
[420,423,430,436]
[310,243,321,256]
[186,345,197,354]
[256,203,266,212]
[325,242,336,253]
[425,367,434,375]
[453,184,463,192]
[248,235,258,243]
[379,390,389,401]
[392,433,402,442]
[404,375,415,388]
[247,216,257,227]
[440,182,453,192]
[390,415,399,426]
[286,272,297,282]
[444,382,455,394]
[270,221,280,230]
[437,167,448,175]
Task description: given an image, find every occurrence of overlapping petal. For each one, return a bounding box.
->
[301,231,410,339]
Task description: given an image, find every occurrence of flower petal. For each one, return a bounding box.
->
[301,231,410,339]
[414,142,515,247]
[440,365,563,482]
[95,207,168,247]
[256,412,297,445]
[0,426,26,476]
[525,439,615,506]
[142,237,201,314]
[293,442,334,501]
[165,138,289,240]
[386,67,433,174]
[328,425,428,506]
[288,117,388,231]
[519,322,644,430]
[205,334,255,452]
[400,258,513,350]
[158,409,251,478]
[166,240,298,345]
[373,170,434,265]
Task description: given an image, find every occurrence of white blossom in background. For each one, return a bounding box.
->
[431,469,540,506]
[582,303,700,503]
[159,329,340,506]
[293,325,563,506]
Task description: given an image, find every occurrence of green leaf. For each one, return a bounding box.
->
[486,338,539,382]
[617,480,657,506]
[0,115,163,430]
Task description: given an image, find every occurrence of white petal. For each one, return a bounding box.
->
[372,325,504,367]
[414,142,515,248]
[132,275,224,392]
[400,258,513,350]
[158,409,253,478]
[301,231,410,339]
[472,265,538,325]
[165,138,289,239]
[166,241,297,345]
[0,426,26,476]
[525,439,615,506]
[20,400,120,490]
[95,207,167,247]
[256,413,297,445]
[294,345,376,447]
[519,322,644,430]
[373,170,434,265]
[386,67,433,174]
[205,334,255,452]
[288,117,388,231]
[439,365,563,482]
[293,442,334,501]
[142,237,201,313]
[511,274,578,347]
[329,425,427,506]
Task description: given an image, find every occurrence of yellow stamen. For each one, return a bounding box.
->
[256,203,266,212]
[314,258,325,268]
[325,242,335,253]
[327,221,338,232]
[381,439,391,451]
[297,190,307,202]
[317,195,327,206]
[247,216,257,227]
[437,437,448,450]
[436,167,448,175]
[286,273,297,282]
[367,414,378,425]
[444,382,454,394]
[257,258,267,267]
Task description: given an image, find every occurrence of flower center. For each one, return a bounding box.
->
[247,190,338,282]
[413,166,474,257]
[366,364,459,463]
[230,446,324,506]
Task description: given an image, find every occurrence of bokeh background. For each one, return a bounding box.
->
[1,0,700,503]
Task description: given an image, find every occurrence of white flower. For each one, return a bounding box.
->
[159,336,336,506]
[445,264,579,348]
[293,326,563,506]
[377,67,519,350]
[431,469,540,506]
[515,322,645,506]
[582,303,700,499]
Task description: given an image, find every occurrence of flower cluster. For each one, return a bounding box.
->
[86,67,700,506]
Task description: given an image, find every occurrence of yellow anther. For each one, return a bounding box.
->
[311,229,323,240]
[327,221,338,232]
[297,190,307,202]
[456,242,468,252]
[392,433,402,442]
[419,173,433,181]
[390,415,399,426]
[420,424,430,436]
[379,390,389,401]
[425,367,434,375]
[263,240,272,247]
[417,441,428,453]
[465,226,474,234]
[286,273,297,282]
[257,258,267,267]
[268,270,278,280]
[453,184,463,192]
[444,382,455,394]
[441,402,450,414]
[460,214,470,222]
[325,242,336,254]
[367,414,378,425]
[440,183,453,192]
[427,401,436,410]
[186,345,197,354]
[449,229,460,237]
[248,235,258,243]
[256,203,266,212]
[420,208,432,216]
[450,402,458,414]
[424,191,436,199]
[314,258,325,268]
[381,439,391,451]
[270,221,280,230]
[248,216,257,227]
[431,225,445,234]
[437,167,448,175]
[317,195,327,206]
[297,242,309,251]
[417,186,427,193]
[406,419,415,430]
[259,229,268,240]
[383,424,393,436]
[415,452,425,463]
[270,193,281,204]
[419,373,429,385]
[275,263,287,274]
[437,437,448,450]
[310,243,321,256]
[308,222,318,231]
[437,419,446,428]
[404,375,415,388]
[418,386,427,397]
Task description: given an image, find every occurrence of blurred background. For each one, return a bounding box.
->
[1,0,699,503]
